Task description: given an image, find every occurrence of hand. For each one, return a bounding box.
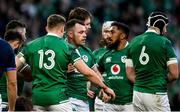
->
[67,63,75,73]
[103,87,115,100]
[87,89,96,98]
[100,89,111,103]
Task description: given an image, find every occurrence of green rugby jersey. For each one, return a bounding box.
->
[98,47,133,105]
[19,34,80,106]
[93,47,108,64]
[67,45,95,101]
[127,32,177,94]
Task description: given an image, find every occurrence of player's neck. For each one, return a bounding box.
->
[117,40,127,50]
[68,39,79,48]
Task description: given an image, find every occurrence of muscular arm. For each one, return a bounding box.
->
[6,70,17,111]
[125,59,135,83]
[15,54,25,71]
[167,63,179,82]
[126,67,136,83]
[74,59,115,99]
[92,65,104,81]
[74,59,106,89]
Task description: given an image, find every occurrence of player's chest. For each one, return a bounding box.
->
[103,52,127,76]
[77,48,93,65]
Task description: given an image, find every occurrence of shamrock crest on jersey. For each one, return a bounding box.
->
[82,55,88,62]
[111,64,120,75]
[121,55,127,63]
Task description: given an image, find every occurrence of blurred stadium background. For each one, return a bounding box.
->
[0,0,180,110]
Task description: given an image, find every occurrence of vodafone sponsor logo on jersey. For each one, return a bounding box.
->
[111,64,120,75]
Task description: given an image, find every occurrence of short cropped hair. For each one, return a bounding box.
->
[4,30,23,42]
[111,22,130,39]
[6,20,26,31]
[47,14,66,29]
[65,19,84,31]
[68,7,92,21]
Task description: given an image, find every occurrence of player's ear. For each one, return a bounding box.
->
[45,26,48,32]
[60,26,65,34]
[67,31,73,39]
[120,33,126,40]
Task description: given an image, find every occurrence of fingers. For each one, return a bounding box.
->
[87,89,95,98]
[104,88,116,100]
[67,63,75,73]
[102,93,111,103]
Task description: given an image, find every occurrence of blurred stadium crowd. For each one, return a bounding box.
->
[0,0,180,110]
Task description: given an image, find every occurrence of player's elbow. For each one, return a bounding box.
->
[126,67,135,83]
[170,69,179,80]
[168,63,179,80]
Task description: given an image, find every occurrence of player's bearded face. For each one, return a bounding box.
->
[107,26,120,49]
[102,29,111,46]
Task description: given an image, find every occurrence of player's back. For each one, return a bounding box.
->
[128,32,175,93]
[21,35,71,106]
[23,35,70,86]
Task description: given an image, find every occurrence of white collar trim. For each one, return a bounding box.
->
[146,29,159,34]
[47,33,62,38]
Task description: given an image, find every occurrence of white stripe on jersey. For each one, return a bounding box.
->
[17,52,26,64]
[125,59,134,67]
[167,58,178,66]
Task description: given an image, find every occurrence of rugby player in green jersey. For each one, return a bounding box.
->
[66,19,114,112]
[67,7,109,111]
[97,21,134,111]
[125,12,179,111]
[16,14,115,111]
[92,21,114,111]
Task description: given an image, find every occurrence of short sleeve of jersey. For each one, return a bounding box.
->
[68,44,81,64]
[3,43,16,71]
[18,45,29,63]
[165,40,177,60]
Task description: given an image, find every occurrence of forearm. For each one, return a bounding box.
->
[86,69,107,89]
[7,81,17,111]
[74,60,108,89]
[167,73,178,82]
[126,67,135,83]
[92,66,104,81]
[167,63,179,82]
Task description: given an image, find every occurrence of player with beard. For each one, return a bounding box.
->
[16,14,115,111]
[98,21,134,111]
[89,21,114,111]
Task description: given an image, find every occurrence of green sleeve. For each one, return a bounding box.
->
[165,40,177,60]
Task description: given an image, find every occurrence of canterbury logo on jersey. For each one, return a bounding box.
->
[105,57,112,63]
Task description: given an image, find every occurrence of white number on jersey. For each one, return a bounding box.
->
[139,46,149,65]
[38,49,55,69]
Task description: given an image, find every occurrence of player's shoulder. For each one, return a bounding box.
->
[26,36,44,46]
[0,38,13,52]
[80,45,93,53]
[93,47,107,53]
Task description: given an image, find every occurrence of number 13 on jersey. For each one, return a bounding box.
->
[38,49,55,69]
